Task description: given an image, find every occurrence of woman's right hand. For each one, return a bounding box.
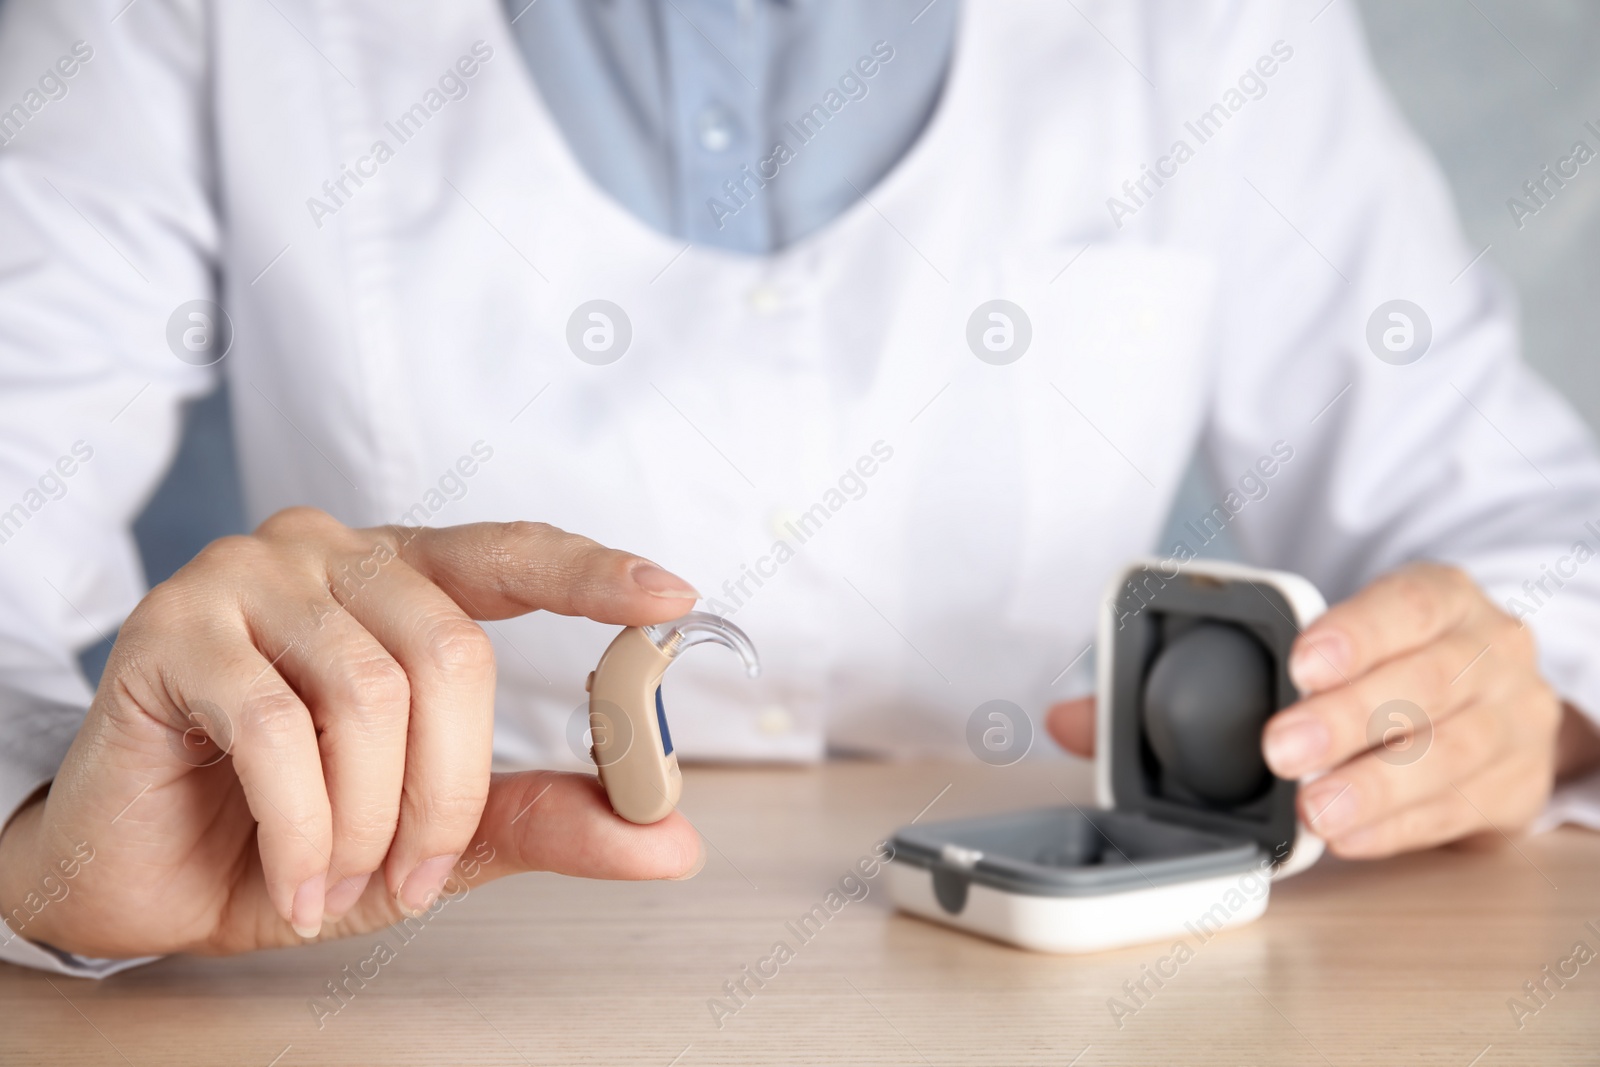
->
[0,509,706,959]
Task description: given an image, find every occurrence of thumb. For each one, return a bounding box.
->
[383,521,701,626]
[321,771,703,942]
[466,770,705,884]
[1046,697,1097,758]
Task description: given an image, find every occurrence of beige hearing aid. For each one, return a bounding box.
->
[585,612,760,824]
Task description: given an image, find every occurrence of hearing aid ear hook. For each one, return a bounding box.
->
[586,611,760,824]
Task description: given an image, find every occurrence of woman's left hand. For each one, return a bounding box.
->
[1048,563,1600,858]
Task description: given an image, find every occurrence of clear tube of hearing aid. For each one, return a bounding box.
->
[642,611,761,677]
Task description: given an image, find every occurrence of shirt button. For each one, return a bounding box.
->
[747,285,785,315]
[696,105,739,153]
[769,509,800,538]
[759,704,794,735]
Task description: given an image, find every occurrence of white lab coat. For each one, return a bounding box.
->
[3,0,1600,974]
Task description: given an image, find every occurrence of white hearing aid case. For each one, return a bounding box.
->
[887,559,1328,954]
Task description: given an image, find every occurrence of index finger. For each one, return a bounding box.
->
[376,521,700,626]
[1289,563,1482,694]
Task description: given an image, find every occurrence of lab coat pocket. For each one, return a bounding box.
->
[993,242,1220,636]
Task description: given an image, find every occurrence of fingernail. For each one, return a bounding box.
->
[292,874,325,939]
[1289,631,1351,693]
[1302,779,1360,835]
[631,562,700,599]
[669,838,707,881]
[1263,716,1330,778]
[323,871,372,921]
[398,854,458,916]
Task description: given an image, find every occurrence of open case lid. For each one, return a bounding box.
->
[1095,559,1328,878]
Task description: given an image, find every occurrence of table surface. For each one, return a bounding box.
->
[4,760,1598,1066]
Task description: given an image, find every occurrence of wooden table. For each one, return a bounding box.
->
[4,760,1598,1066]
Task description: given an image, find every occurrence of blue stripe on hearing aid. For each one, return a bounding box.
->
[655,685,673,756]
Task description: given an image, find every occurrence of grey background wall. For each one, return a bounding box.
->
[118,0,1600,592]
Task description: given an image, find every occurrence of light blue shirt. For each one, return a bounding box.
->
[506,0,959,254]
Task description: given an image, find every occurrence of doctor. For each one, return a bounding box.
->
[1,0,1599,976]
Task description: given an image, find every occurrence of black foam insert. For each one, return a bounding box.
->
[1141,621,1276,807]
[1107,567,1302,859]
